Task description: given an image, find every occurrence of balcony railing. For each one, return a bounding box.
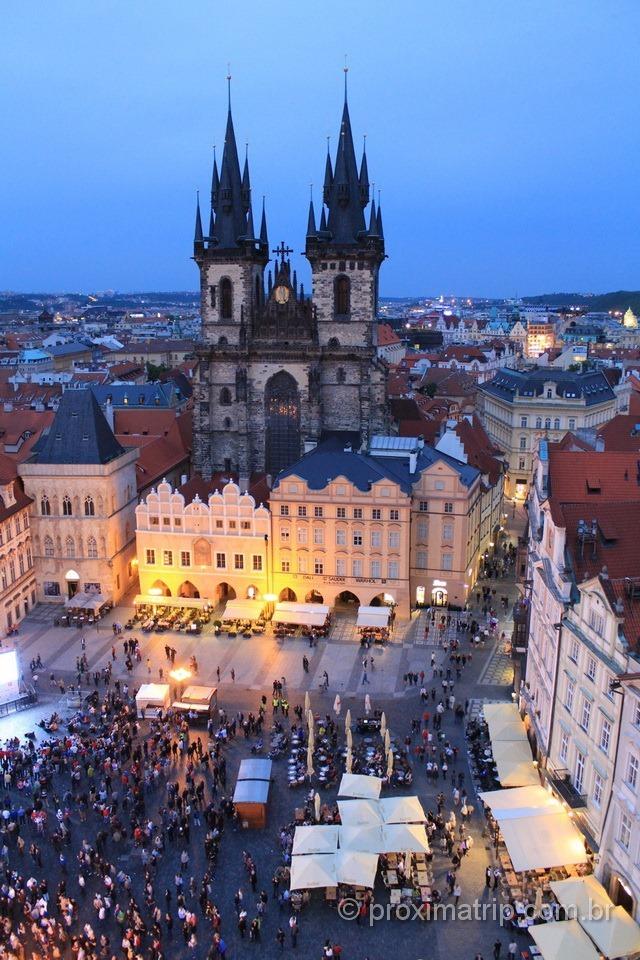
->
[545,766,587,808]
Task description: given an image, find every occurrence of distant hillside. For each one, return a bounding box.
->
[523,290,640,313]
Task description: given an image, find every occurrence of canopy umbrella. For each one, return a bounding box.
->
[529,921,600,960]
[333,695,341,717]
[307,725,315,750]
[290,853,337,890]
[335,850,379,888]
[307,708,314,730]
[338,824,383,854]
[379,796,427,824]
[338,799,383,827]
[345,709,352,732]
[380,823,430,854]
[386,750,394,778]
[304,691,310,715]
[533,886,543,918]
[306,745,315,778]
[346,727,353,750]
[345,749,353,774]
[314,792,321,823]
[364,693,371,716]
[292,825,338,855]
[384,729,391,753]
[338,774,383,800]
[380,712,387,738]
[582,905,640,958]
[551,876,640,957]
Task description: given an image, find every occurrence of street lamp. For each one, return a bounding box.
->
[264,593,277,619]
[169,667,191,699]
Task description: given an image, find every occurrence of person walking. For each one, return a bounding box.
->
[507,941,517,960]
[276,927,285,950]
[493,941,502,960]
[362,670,370,685]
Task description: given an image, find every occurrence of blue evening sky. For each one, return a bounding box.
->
[2,0,639,297]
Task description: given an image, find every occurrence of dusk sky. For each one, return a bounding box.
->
[2,1,639,297]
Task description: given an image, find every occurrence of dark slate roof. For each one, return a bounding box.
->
[47,341,92,357]
[90,382,183,409]
[272,435,479,495]
[479,367,615,406]
[31,389,126,465]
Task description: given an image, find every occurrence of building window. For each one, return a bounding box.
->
[442,523,453,541]
[579,698,591,733]
[444,502,453,513]
[634,700,640,727]
[536,417,542,429]
[519,458,526,470]
[280,505,289,516]
[371,531,381,548]
[216,553,226,569]
[545,418,551,430]
[586,656,597,682]
[419,501,429,512]
[281,560,290,573]
[353,508,363,519]
[336,529,347,546]
[417,521,428,540]
[565,678,575,712]
[336,557,346,576]
[297,555,307,573]
[180,551,191,567]
[234,554,244,570]
[145,548,155,565]
[65,536,75,559]
[44,581,60,597]
[442,553,453,571]
[589,607,604,636]
[600,717,611,754]
[40,496,51,516]
[163,550,173,566]
[297,527,307,544]
[298,506,307,517]
[593,773,603,808]
[241,521,250,530]
[520,417,528,428]
[314,559,324,575]
[574,750,586,794]
[390,509,399,521]
[371,559,381,578]
[334,275,350,316]
[388,532,400,549]
[219,387,232,406]
[44,536,54,558]
[280,527,290,541]
[87,537,98,559]
[252,555,262,571]
[372,509,381,520]
[519,436,527,450]
[568,637,579,663]
[568,418,576,430]
[314,506,323,518]
[84,496,95,516]
[220,277,233,319]
[546,389,552,399]
[352,559,363,577]
[416,551,428,569]
[313,528,324,545]
[62,496,72,516]
[216,520,223,529]
[353,532,363,547]
[618,812,632,850]
[337,507,346,519]
[388,560,399,579]
[626,753,639,791]
[554,418,560,430]
[336,368,346,384]
[559,731,569,763]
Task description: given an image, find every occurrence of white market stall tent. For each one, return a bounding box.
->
[491,740,540,788]
[172,685,217,718]
[483,702,531,743]
[338,773,383,800]
[221,598,266,621]
[272,602,330,627]
[529,920,601,960]
[356,606,391,629]
[135,683,171,718]
[479,785,559,819]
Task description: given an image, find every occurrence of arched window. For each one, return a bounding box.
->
[223,417,232,430]
[44,536,54,558]
[220,278,233,320]
[84,496,95,516]
[219,387,232,406]
[265,371,301,477]
[545,418,551,430]
[87,536,98,559]
[337,368,346,384]
[65,536,75,559]
[334,275,350,317]
[535,417,542,429]
[62,496,72,516]
[554,418,560,430]
[218,336,228,346]
[41,496,51,516]
[328,337,340,349]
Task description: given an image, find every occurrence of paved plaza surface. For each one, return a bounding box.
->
[0,511,526,960]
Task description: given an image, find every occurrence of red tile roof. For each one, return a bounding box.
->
[597,415,640,452]
[377,324,402,346]
[453,415,504,484]
[179,472,270,506]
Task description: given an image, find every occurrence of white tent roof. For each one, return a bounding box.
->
[550,874,611,918]
[499,812,587,872]
[273,602,330,627]
[551,875,640,957]
[338,799,383,827]
[221,598,265,621]
[357,606,391,628]
[180,685,217,704]
[134,594,209,609]
[290,853,337,890]
[338,773,383,799]
[379,795,427,823]
[292,825,339,856]
[484,702,529,743]
[582,905,640,958]
[530,920,601,960]
[380,823,431,853]
[335,850,379,888]
[338,825,383,854]
[479,785,561,819]
[135,683,170,705]
[491,739,539,787]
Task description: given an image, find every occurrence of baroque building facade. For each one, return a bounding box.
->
[192,89,387,486]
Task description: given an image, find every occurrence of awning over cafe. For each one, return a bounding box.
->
[491,739,539,787]
[221,599,266,621]
[338,773,383,800]
[356,606,391,628]
[134,594,209,610]
[529,920,601,960]
[551,875,640,957]
[272,602,330,627]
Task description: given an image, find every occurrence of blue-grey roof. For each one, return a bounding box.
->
[90,382,183,409]
[273,436,479,495]
[47,341,91,357]
[480,367,615,406]
[31,389,126,465]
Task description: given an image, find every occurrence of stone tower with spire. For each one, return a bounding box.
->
[193,80,387,485]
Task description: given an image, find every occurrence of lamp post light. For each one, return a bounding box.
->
[263,593,277,620]
[169,666,191,700]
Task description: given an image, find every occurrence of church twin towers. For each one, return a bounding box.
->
[192,85,388,485]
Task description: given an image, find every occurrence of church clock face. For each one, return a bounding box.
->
[274,285,290,304]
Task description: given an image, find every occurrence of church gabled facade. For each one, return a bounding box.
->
[192,87,388,486]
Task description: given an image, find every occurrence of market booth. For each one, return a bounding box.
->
[272,602,330,628]
[233,757,273,828]
[221,599,266,622]
[135,683,171,718]
[171,685,217,722]
[356,606,391,644]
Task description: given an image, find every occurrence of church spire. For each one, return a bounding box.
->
[193,191,204,251]
[306,186,317,238]
[244,203,256,240]
[376,197,384,239]
[241,145,251,212]
[359,136,369,207]
[210,76,248,249]
[324,84,367,244]
[210,146,219,209]
[368,195,378,236]
[259,197,268,248]
[323,139,333,205]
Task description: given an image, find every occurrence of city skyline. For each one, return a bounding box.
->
[2,0,640,296]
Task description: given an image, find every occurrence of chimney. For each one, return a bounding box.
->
[595,434,605,452]
[180,474,188,486]
[600,565,609,580]
[103,397,114,432]
[417,435,425,450]
[409,451,418,475]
